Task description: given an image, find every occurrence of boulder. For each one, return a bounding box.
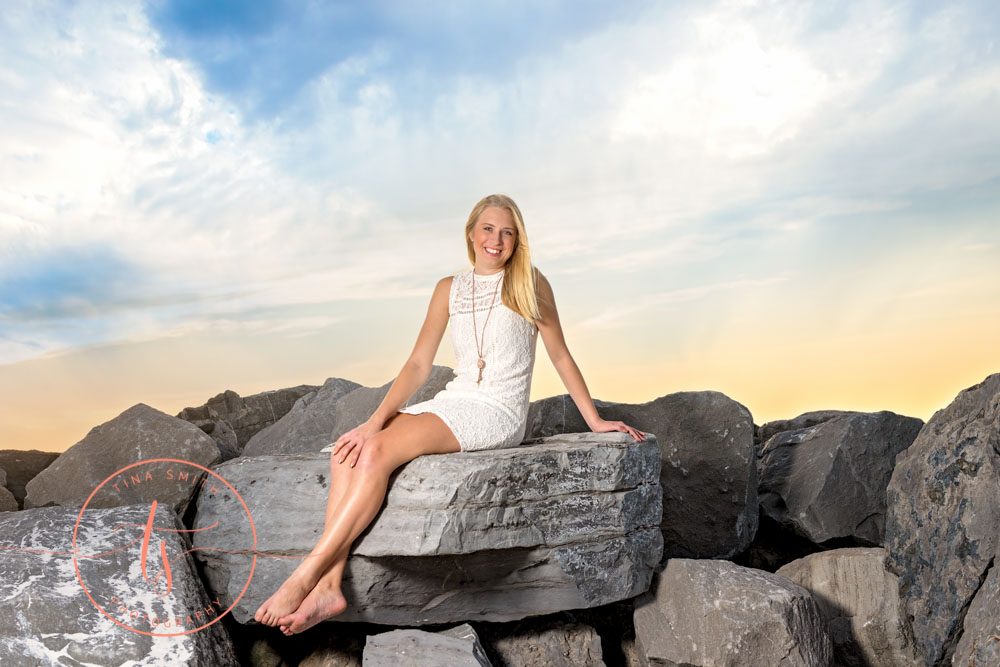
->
[24,403,221,514]
[0,448,59,507]
[776,547,918,666]
[477,617,606,666]
[951,547,1000,667]
[525,390,757,560]
[178,384,319,457]
[0,466,17,512]
[759,411,922,545]
[756,410,856,455]
[633,559,833,667]
[193,432,662,625]
[243,377,362,456]
[329,366,456,440]
[362,623,491,666]
[0,504,238,665]
[885,373,1000,665]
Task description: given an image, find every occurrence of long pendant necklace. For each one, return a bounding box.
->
[471,269,503,385]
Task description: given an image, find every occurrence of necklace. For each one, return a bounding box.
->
[471,268,503,385]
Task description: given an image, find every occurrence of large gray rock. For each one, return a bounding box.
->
[760,411,922,545]
[951,546,1000,667]
[329,366,456,441]
[477,617,606,666]
[526,390,756,560]
[178,384,319,458]
[0,448,59,507]
[24,403,221,514]
[0,504,238,665]
[193,432,662,625]
[633,559,833,667]
[885,373,1000,665]
[756,410,856,454]
[243,377,362,456]
[363,623,491,666]
[0,466,17,511]
[777,547,918,666]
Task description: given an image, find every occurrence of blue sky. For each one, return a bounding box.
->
[1,0,999,450]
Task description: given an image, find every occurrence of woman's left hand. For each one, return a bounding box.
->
[590,418,648,442]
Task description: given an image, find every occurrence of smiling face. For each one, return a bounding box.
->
[468,206,517,274]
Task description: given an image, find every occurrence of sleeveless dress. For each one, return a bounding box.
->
[398,268,539,451]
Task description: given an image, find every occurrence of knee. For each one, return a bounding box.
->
[354,436,389,473]
[329,452,354,477]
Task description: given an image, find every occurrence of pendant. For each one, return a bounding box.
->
[477,358,485,384]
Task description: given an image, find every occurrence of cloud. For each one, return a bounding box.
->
[577,274,792,330]
[2,0,999,367]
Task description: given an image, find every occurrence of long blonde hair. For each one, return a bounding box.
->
[464,194,541,324]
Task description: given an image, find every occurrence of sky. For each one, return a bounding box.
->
[1,0,999,453]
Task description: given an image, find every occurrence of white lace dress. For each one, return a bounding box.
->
[399,268,539,451]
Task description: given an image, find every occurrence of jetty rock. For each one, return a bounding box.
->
[777,547,918,667]
[0,504,238,666]
[192,432,662,626]
[0,448,58,509]
[633,558,834,667]
[24,403,221,515]
[885,372,1000,665]
[759,410,922,545]
[362,623,492,666]
[526,390,757,560]
[178,384,320,460]
[0,466,17,512]
[242,377,361,456]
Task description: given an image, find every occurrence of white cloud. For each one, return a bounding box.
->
[2,0,998,365]
[577,274,792,330]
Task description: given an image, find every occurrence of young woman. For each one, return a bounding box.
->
[254,194,646,635]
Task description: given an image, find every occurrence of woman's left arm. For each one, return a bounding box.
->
[535,271,647,442]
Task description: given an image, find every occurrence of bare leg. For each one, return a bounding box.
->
[254,428,358,627]
[271,415,404,633]
[254,413,459,629]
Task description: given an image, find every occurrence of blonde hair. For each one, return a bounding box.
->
[464,194,541,324]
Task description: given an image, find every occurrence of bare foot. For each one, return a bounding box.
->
[276,583,348,635]
[253,575,314,627]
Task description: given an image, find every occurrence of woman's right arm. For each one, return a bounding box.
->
[330,276,452,464]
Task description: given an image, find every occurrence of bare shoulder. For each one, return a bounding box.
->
[533,267,552,289]
[431,275,454,303]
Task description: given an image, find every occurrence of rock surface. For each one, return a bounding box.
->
[24,403,221,514]
[0,504,238,665]
[526,390,757,560]
[760,410,922,545]
[329,365,456,441]
[478,618,606,666]
[0,448,59,508]
[885,373,1000,665]
[777,547,918,667]
[951,546,1000,667]
[193,432,662,625]
[178,384,319,458]
[242,377,362,456]
[362,623,492,666]
[633,558,834,667]
[756,410,856,454]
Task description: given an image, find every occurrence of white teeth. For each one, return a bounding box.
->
[485,248,501,256]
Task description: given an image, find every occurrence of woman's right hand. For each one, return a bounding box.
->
[330,418,383,468]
